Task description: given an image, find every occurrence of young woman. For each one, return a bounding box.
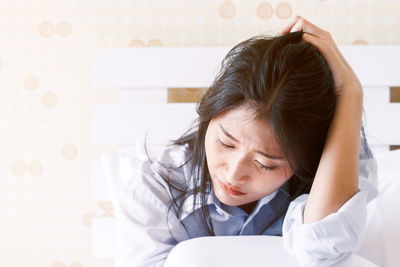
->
[109,16,378,266]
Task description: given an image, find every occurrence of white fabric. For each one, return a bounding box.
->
[164,235,378,267]
[281,141,379,267]
[355,149,400,267]
[282,191,369,267]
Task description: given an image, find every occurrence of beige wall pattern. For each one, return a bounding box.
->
[0,0,399,266]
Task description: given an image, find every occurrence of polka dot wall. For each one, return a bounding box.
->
[0,0,399,266]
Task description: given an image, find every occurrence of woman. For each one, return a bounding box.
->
[108,16,378,266]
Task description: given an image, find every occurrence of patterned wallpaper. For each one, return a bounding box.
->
[1,0,399,266]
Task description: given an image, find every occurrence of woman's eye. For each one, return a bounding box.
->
[218,139,234,150]
[256,161,277,171]
[218,140,277,171]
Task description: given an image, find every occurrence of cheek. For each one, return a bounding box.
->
[204,133,218,169]
[256,168,293,189]
[206,144,220,171]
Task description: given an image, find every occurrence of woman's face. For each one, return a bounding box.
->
[204,105,295,208]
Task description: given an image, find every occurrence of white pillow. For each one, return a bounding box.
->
[164,235,378,267]
[356,149,400,267]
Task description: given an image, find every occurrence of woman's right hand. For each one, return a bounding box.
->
[280,15,363,98]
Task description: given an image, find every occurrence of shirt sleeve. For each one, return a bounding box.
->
[111,155,190,267]
[281,139,379,267]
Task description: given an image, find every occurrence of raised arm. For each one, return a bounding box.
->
[281,16,363,223]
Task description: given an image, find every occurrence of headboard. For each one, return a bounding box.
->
[90,45,400,259]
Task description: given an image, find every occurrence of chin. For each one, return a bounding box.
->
[214,189,247,206]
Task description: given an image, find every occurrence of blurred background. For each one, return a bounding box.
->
[0,0,399,266]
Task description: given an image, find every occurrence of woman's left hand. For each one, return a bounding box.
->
[280,16,362,97]
[280,16,363,224]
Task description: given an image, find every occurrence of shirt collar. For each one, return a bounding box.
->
[179,184,216,221]
[179,180,292,221]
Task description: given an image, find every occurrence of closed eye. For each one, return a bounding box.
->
[218,139,234,150]
[256,161,277,171]
[219,139,277,171]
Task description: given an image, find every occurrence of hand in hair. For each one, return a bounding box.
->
[280,15,362,97]
[281,16,363,224]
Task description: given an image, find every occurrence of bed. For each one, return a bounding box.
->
[91,45,400,267]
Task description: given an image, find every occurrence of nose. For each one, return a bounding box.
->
[224,154,249,185]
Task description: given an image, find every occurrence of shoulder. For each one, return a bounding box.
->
[122,143,193,207]
[100,143,193,208]
[150,142,194,187]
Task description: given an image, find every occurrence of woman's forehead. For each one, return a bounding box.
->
[214,106,266,127]
[212,106,280,147]
[214,104,258,122]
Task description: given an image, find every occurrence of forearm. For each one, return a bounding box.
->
[303,88,363,224]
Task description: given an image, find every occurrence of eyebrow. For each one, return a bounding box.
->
[219,123,285,161]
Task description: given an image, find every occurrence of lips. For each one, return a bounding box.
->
[217,179,246,196]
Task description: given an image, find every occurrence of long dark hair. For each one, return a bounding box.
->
[143,31,371,236]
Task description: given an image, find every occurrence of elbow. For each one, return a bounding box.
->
[283,192,368,267]
[284,227,364,267]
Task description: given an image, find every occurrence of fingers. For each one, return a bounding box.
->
[302,33,332,63]
[301,33,324,51]
[280,15,331,40]
[302,33,337,62]
[302,33,348,81]
[303,32,348,70]
[279,15,302,35]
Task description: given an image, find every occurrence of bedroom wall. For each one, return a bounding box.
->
[0,0,399,266]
